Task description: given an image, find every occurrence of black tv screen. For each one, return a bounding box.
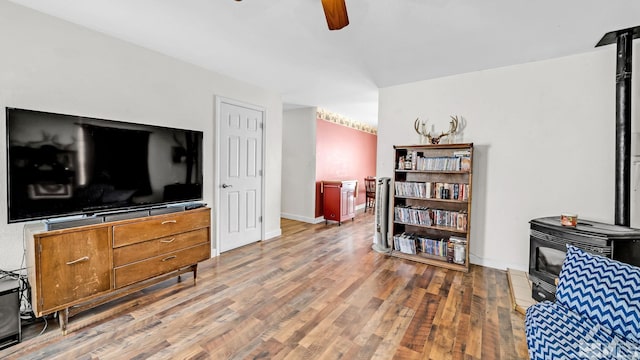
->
[6,108,203,223]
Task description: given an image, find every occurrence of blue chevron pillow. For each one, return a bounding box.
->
[555,245,640,345]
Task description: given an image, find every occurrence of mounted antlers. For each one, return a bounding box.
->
[414,116,459,144]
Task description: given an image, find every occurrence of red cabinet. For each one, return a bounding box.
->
[322,180,357,225]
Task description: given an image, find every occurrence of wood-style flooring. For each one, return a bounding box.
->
[1,213,529,359]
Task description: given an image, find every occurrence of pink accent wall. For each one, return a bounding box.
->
[315,118,377,218]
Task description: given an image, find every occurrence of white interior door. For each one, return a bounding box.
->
[218,100,263,252]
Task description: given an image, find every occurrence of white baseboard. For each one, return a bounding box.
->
[469,253,528,272]
[265,228,282,240]
[281,213,325,224]
[281,203,371,224]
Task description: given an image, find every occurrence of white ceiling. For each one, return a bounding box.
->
[8,0,640,126]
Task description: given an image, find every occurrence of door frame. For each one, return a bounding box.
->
[214,96,266,256]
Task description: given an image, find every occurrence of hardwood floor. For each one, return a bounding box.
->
[1,213,529,359]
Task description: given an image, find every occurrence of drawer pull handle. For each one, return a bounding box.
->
[161,220,177,225]
[66,256,89,265]
[161,255,177,262]
[160,238,176,243]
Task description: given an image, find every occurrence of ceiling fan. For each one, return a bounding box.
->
[321,0,349,30]
[234,0,349,31]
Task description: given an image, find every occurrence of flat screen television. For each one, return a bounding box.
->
[6,108,203,223]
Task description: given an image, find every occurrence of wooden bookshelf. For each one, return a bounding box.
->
[390,143,473,272]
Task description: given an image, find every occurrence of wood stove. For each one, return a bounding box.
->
[527,27,640,303]
[529,216,640,302]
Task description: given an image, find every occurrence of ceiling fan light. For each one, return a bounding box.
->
[321,0,349,30]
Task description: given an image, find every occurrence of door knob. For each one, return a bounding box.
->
[222,183,233,188]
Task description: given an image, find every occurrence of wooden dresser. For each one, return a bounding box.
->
[25,207,211,333]
[321,180,357,225]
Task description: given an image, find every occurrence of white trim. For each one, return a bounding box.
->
[468,253,528,272]
[281,213,325,224]
[282,204,367,224]
[214,96,266,255]
[265,229,282,240]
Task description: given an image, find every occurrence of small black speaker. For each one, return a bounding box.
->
[0,279,20,349]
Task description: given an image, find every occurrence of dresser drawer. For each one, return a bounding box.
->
[113,209,210,247]
[113,228,209,267]
[113,243,210,288]
[36,228,111,314]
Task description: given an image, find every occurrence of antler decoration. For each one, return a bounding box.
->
[414,116,459,144]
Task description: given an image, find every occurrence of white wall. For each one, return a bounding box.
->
[281,107,318,222]
[0,1,282,270]
[378,45,639,271]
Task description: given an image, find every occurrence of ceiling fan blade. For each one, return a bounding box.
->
[321,0,349,30]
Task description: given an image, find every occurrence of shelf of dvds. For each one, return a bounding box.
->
[390,143,473,272]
